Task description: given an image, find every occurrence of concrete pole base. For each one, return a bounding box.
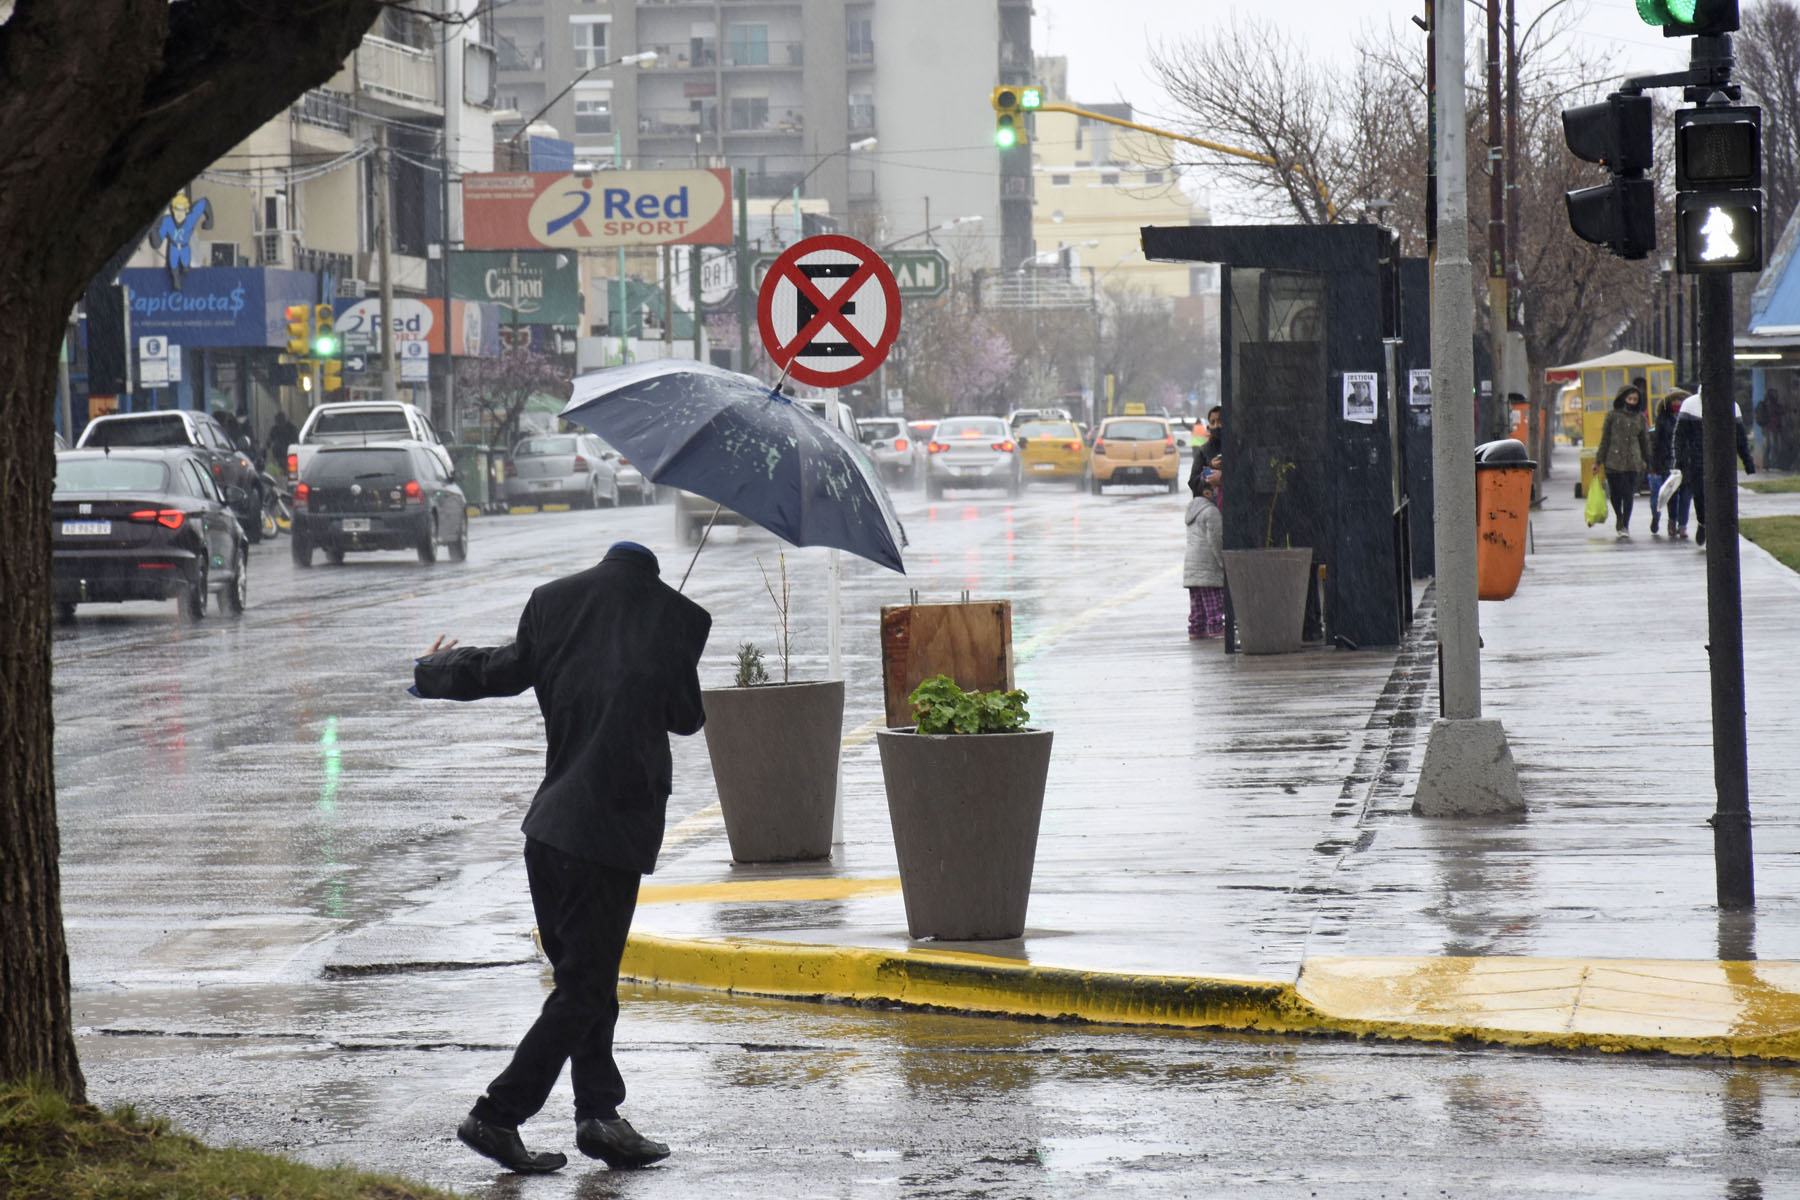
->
[1413,718,1525,817]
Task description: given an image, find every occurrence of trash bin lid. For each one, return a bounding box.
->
[1474,438,1535,470]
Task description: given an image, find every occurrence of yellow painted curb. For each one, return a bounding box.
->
[640,877,901,905]
[616,934,1800,1060]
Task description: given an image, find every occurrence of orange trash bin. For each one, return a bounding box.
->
[1475,439,1535,601]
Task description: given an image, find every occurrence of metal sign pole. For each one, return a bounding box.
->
[828,387,845,845]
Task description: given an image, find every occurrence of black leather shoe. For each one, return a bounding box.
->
[457,1114,567,1174]
[576,1116,671,1168]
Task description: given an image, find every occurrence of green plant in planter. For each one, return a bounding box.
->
[733,642,769,687]
[908,675,1030,734]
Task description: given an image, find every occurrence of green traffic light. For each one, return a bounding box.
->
[313,334,337,356]
[996,123,1017,149]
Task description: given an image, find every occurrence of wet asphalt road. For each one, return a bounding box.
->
[53,472,1800,1197]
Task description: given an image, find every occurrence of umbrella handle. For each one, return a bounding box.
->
[678,504,723,593]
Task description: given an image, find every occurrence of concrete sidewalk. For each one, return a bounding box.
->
[626,445,1800,1058]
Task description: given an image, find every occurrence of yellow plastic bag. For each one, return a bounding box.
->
[1584,472,1608,526]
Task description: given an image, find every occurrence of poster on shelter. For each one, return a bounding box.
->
[1342,372,1379,424]
[1408,369,1433,408]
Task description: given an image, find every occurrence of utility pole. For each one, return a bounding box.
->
[438,21,456,431]
[1415,0,1524,817]
[377,123,398,403]
[1486,0,1507,443]
[736,166,751,372]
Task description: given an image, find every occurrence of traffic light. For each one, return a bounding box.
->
[311,303,338,358]
[991,85,1027,148]
[321,357,343,393]
[1636,0,1739,37]
[1674,105,1763,272]
[285,304,311,356]
[1562,92,1656,259]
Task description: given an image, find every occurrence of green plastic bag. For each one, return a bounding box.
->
[1584,473,1607,526]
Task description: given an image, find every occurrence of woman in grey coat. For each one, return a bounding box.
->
[1593,385,1651,537]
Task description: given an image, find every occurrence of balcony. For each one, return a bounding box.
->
[643,40,718,70]
[497,39,544,73]
[639,106,718,137]
[357,34,439,109]
[724,40,804,69]
[292,88,352,133]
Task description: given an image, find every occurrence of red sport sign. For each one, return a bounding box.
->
[757,235,900,388]
[462,169,734,250]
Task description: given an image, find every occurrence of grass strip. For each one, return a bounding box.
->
[0,1081,461,1200]
[1741,516,1800,573]
[1742,476,1800,494]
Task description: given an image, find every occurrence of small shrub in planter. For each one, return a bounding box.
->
[876,676,1053,941]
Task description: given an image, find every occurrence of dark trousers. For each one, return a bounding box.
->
[1605,470,1637,528]
[472,839,641,1128]
[1684,459,1708,530]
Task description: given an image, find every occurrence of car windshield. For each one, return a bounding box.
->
[310,410,410,438]
[1103,420,1167,441]
[80,415,187,448]
[1019,422,1078,440]
[308,448,413,483]
[54,457,170,493]
[860,421,902,440]
[937,418,1006,439]
[516,437,578,457]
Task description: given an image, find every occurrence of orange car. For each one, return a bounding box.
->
[1088,416,1180,493]
[1016,419,1089,484]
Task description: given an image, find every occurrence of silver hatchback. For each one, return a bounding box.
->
[924,416,1021,498]
[505,434,621,509]
[857,417,919,485]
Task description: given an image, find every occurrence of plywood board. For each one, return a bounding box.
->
[879,601,1014,727]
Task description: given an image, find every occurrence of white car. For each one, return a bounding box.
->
[857,417,919,485]
[289,401,452,483]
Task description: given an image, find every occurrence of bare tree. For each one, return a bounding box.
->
[457,346,573,452]
[0,0,387,1102]
[1738,0,1800,236]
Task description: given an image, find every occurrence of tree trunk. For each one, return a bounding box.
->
[0,0,384,1101]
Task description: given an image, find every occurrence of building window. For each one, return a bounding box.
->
[1100,171,1120,186]
[571,16,609,71]
[575,93,612,136]
[1050,173,1071,187]
[1143,170,1165,185]
[729,95,769,131]
[847,18,873,62]
[727,23,769,67]
[849,93,874,132]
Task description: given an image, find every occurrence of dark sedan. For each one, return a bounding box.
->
[52,448,249,621]
[291,442,468,566]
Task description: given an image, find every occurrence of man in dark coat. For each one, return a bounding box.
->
[1672,392,1756,547]
[411,541,711,1174]
[1187,404,1223,493]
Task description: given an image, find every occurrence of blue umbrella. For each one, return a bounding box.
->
[559,359,907,574]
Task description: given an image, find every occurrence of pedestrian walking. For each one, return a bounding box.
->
[1650,389,1691,538]
[1672,391,1757,548]
[1593,385,1651,537]
[267,408,298,474]
[1185,472,1225,639]
[410,541,711,1175]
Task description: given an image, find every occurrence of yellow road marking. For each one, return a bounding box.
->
[640,877,901,905]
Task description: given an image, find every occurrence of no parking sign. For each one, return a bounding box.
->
[756,235,900,388]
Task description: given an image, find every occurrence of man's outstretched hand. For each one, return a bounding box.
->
[423,634,459,657]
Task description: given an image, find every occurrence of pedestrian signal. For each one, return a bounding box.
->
[1676,193,1762,272]
[311,303,338,358]
[1636,0,1739,37]
[1673,105,1763,273]
[285,304,311,356]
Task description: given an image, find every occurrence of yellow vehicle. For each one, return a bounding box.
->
[1542,349,1675,449]
[1015,419,1088,483]
[1087,416,1180,493]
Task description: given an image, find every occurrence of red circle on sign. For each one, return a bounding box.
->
[757,234,901,388]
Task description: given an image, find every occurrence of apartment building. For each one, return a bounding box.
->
[492,0,1033,269]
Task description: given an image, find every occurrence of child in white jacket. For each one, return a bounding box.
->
[1184,473,1225,639]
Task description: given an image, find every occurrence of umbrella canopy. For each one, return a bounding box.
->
[560,359,906,573]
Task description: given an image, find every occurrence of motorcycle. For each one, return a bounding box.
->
[255,469,291,539]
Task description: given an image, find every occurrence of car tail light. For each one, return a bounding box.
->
[1094,438,1107,454]
[992,440,1015,453]
[211,462,223,475]
[572,455,590,473]
[928,442,946,454]
[1165,435,1176,449]
[287,452,298,478]
[618,457,631,466]
[894,438,908,452]
[128,508,185,530]
[1067,441,1082,452]
[295,482,310,506]
[404,479,423,504]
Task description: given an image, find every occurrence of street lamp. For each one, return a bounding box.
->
[504,51,657,162]
[770,138,878,241]
[879,215,981,252]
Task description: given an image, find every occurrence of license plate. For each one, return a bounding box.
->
[1033,463,1055,471]
[340,518,371,533]
[61,520,111,535]
[532,479,556,488]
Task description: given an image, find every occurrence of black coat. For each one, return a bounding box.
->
[1673,406,1756,478]
[412,545,711,874]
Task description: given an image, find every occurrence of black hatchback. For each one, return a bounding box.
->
[292,442,468,566]
[52,449,249,621]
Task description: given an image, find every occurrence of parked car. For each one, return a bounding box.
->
[52,448,249,622]
[505,433,620,509]
[1088,416,1180,493]
[857,417,918,485]
[76,409,264,542]
[289,401,453,484]
[614,452,659,505]
[1015,418,1089,484]
[923,415,1022,498]
[291,442,468,566]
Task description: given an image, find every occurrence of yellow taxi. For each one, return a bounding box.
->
[1088,416,1180,493]
[1015,419,1088,484]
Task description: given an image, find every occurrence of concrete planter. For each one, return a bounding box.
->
[702,680,844,863]
[876,727,1053,941]
[1222,547,1313,654]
